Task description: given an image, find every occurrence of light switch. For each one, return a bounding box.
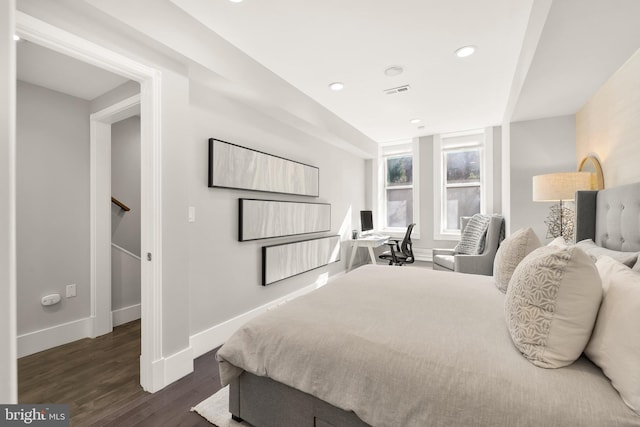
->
[188,206,196,223]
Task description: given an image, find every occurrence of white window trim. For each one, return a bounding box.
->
[375,139,420,239]
[433,128,493,241]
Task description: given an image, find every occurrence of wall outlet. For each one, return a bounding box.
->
[41,294,61,306]
[66,283,76,298]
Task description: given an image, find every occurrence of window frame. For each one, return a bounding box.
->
[433,128,493,241]
[376,139,420,239]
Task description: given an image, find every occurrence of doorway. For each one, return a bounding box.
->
[15,11,164,392]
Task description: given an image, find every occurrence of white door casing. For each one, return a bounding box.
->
[16,12,164,392]
[90,95,141,338]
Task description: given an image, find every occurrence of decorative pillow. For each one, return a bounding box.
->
[633,258,640,273]
[576,239,638,267]
[454,214,491,255]
[504,246,602,368]
[493,228,541,293]
[586,258,640,415]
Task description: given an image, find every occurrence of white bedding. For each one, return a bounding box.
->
[217,265,640,427]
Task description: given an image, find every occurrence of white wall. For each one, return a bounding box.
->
[111,116,141,256]
[91,80,139,114]
[0,0,17,404]
[577,48,640,188]
[187,80,365,334]
[111,116,141,314]
[16,80,91,335]
[111,245,140,319]
[509,115,576,241]
[12,0,374,388]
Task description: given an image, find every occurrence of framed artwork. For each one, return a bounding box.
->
[262,235,340,286]
[239,199,331,241]
[208,139,319,197]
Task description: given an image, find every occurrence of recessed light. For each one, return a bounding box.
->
[455,45,476,58]
[409,118,422,124]
[384,66,404,77]
[13,35,20,41]
[229,0,243,3]
[328,82,344,91]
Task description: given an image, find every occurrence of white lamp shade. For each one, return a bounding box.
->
[532,172,593,202]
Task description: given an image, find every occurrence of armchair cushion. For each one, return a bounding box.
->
[454,214,491,255]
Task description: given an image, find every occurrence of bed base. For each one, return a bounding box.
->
[229,372,370,427]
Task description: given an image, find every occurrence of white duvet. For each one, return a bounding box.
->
[218,265,640,427]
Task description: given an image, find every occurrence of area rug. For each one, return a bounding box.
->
[191,385,251,426]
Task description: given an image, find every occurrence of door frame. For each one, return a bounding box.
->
[16,12,165,392]
[90,95,140,338]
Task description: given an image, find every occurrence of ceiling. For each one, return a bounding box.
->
[169,0,640,143]
[512,0,640,122]
[171,0,534,142]
[16,39,129,101]
[15,0,640,144]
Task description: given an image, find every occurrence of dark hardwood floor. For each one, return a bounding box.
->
[18,320,222,426]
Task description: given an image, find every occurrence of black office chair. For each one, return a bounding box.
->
[379,223,416,266]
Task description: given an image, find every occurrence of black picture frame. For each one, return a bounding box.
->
[239,199,331,241]
[262,235,341,286]
[208,138,320,197]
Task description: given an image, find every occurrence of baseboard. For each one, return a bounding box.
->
[413,248,433,262]
[17,317,92,358]
[190,271,345,358]
[163,345,194,387]
[112,304,141,327]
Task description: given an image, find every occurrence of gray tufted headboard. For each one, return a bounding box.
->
[575,181,640,251]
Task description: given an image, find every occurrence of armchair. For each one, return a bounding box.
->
[379,223,416,266]
[432,215,504,275]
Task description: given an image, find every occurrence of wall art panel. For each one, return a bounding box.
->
[239,199,331,241]
[208,139,319,197]
[262,235,341,286]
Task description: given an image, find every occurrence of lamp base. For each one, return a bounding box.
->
[544,202,574,242]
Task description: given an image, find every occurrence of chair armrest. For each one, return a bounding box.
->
[453,253,494,276]
[384,240,401,253]
[432,248,455,257]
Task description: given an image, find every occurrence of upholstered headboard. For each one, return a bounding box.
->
[575,181,640,251]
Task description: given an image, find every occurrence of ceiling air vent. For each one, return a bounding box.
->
[384,85,411,95]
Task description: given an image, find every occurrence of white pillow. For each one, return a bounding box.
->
[595,255,624,292]
[576,239,638,267]
[586,257,640,415]
[633,258,640,273]
[493,227,541,293]
[505,245,602,368]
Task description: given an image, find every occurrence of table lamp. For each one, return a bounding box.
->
[532,172,593,241]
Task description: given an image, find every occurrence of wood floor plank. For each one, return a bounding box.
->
[19,320,223,426]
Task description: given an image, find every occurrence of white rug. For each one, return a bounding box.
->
[191,385,251,427]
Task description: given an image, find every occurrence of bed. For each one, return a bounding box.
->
[217,182,640,427]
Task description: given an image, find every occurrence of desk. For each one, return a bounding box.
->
[347,235,390,271]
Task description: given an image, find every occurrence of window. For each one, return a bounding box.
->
[385,154,413,227]
[377,140,420,236]
[444,148,480,230]
[434,129,493,239]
